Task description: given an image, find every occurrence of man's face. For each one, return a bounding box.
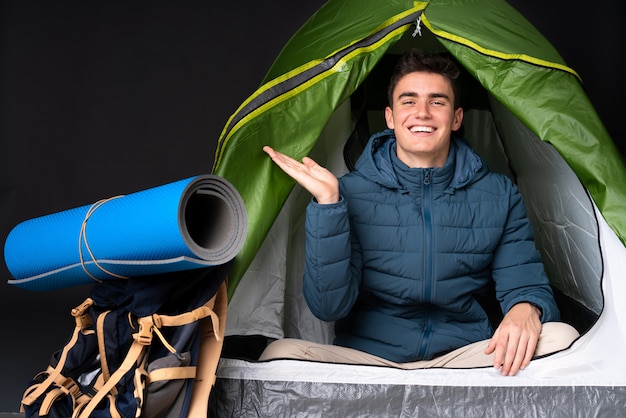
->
[385,71,463,168]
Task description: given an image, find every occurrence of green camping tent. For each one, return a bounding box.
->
[209,0,626,415]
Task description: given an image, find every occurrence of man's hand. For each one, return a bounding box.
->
[484,302,542,376]
[263,146,339,204]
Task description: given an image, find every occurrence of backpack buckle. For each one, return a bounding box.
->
[134,318,153,346]
[71,298,94,330]
[61,377,80,398]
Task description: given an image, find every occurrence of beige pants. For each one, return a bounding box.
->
[259,322,579,369]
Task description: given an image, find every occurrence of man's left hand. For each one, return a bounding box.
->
[484,302,542,376]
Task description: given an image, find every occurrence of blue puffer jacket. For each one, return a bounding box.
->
[302,129,560,363]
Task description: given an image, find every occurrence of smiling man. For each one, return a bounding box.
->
[384,69,463,168]
[261,49,578,376]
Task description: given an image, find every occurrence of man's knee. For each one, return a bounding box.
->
[536,322,580,355]
[259,338,308,361]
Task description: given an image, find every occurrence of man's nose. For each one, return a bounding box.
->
[413,101,430,117]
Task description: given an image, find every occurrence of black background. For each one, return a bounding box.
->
[0,0,623,412]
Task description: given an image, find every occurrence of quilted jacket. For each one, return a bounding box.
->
[302,129,560,362]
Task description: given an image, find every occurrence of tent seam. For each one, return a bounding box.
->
[420,13,581,81]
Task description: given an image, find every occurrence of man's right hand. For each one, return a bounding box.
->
[263,146,340,204]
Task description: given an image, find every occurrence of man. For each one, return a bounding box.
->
[260,49,578,376]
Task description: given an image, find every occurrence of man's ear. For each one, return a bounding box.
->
[384,106,394,129]
[452,107,464,131]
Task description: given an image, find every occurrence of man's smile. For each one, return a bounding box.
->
[409,125,435,133]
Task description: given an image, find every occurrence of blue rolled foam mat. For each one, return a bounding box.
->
[4,174,247,291]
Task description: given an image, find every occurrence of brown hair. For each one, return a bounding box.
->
[387,49,462,109]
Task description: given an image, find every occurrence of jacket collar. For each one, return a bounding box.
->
[354,129,487,193]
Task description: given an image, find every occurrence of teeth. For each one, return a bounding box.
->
[410,126,434,133]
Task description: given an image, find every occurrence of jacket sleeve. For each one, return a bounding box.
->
[302,197,363,322]
[491,183,561,323]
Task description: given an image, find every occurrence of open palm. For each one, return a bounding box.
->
[263,146,339,204]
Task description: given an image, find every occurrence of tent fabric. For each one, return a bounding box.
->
[4,174,247,291]
[481,98,604,315]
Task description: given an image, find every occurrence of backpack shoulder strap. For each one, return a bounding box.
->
[187,280,228,417]
[21,298,95,409]
[76,326,149,418]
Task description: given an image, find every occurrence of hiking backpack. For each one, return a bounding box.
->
[19,264,229,418]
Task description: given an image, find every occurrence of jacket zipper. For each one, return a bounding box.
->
[418,169,433,358]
